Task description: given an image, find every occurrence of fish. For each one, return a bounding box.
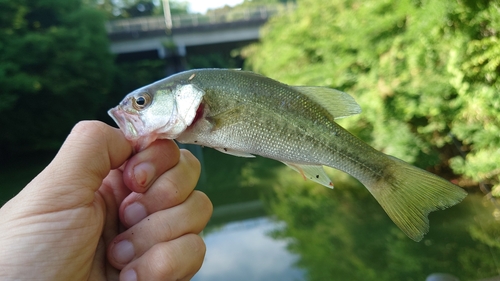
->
[108,68,467,241]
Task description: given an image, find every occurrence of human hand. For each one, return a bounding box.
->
[0,121,212,281]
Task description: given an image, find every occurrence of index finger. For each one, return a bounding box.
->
[122,139,180,193]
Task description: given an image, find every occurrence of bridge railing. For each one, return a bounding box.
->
[106,4,295,34]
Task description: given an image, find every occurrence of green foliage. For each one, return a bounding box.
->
[187,52,241,69]
[240,0,295,6]
[112,59,167,97]
[0,0,114,153]
[88,0,186,18]
[95,58,169,122]
[168,0,190,16]
[245,0,500,190]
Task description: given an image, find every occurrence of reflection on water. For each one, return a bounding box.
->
[1,146,498,280]
[193,213,305,281]
[198,150,500,281]
[268,190,500,281]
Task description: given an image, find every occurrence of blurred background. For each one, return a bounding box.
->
[1,0,499,280]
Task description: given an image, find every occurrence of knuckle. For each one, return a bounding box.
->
[69,121,110,149]
[147,244,177,278]
[164,177,183,204]
[71,121,107,138]
[193,191,213,217]
[180,149,201,174]
[162,220,174,241]
[187,234,207,256]
[140,236,206,280]
[156,140,180,163]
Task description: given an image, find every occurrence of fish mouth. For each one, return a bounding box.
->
[108,105,163,151]
[108,106,143,141]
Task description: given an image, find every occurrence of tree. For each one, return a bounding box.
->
[0,0,114,155]
[244,0,500,193]
[168,0,190,16]
[89,0,188,18]
[240,0,295,6]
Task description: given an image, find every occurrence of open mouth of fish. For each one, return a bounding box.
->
[108,106,143,141]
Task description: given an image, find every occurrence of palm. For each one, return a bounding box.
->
[0,122,211,281]
[0,169,128,281]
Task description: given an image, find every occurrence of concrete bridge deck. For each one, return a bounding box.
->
[106,4,294,57]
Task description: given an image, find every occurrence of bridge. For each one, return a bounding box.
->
[106,4,295,59]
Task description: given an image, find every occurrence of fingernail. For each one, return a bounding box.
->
[133,162,155,187]
[121,269,137,281]
[124,202,148,226]
[112,240,135,264]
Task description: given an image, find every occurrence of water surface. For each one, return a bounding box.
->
[198,149,500,281]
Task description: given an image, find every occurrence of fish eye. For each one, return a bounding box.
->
[132,93,151,110]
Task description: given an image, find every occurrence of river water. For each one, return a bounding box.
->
[1,147,498,281]
[194,149,500,281]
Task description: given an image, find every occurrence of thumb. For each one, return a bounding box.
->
[53,121,133,185]
[27,121,133,208]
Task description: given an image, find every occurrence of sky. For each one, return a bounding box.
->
[186,0,245,14]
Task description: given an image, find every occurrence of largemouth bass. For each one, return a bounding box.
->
[108,69,467,241]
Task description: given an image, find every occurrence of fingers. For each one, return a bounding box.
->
[122,140,180,193]
[108,190,212,269]
[120,149,201,227]
[120,234,206,281]
[108,147,212,280]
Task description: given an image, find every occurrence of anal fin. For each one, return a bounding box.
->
[283,162,334,189]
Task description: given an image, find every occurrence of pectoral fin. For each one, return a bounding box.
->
[283,162,334,189]
[207,106,244,131]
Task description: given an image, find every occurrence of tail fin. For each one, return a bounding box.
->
[365,156,467,241]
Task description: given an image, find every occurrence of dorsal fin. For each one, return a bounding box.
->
[292,86,361,119]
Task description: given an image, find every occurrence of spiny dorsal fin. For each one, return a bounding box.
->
[292,86,361,119]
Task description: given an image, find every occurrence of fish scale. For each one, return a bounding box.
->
[109,68,467,241]
[183,70,384,179]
